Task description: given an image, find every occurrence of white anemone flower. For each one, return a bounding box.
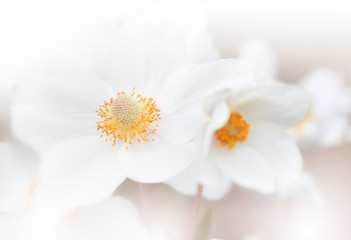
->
[0,196,150,240]
[167,73,308,196]
[11,14,228,209]
[290,69,351,148]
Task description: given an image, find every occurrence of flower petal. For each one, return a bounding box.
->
[212,145,275,193]
[166,159,231,200]
[203,101,230,155]
[230,83,309,128]
[245,121,303,188]
[107,14,187,95]
[156,59,255,144]
[12,73,113,153]
[37,136,126,209]
[57,197,150,240]
[119,134,193,183]
[158,59,255,115]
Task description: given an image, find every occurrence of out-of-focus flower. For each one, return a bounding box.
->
[0,196,149,240]
[0,142,37,212]
[290,69,351,148]
[11,14,222,209]
[237,40,351,148]
[277,171,324,205]
[167,62,308,198]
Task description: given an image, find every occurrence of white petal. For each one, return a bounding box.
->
[156,59,254,144]
[203,101,230,155]
[12,73,113,153]
[156,104,205,144]
[230,83,309,128]
[119,134,193,183]
[107,14,187,95]
[246,121,303,187]
[37,136,126,209]
[158,59,255,115]
[56,197,150,240]
[212,145,275,193]
[166,159,231,200]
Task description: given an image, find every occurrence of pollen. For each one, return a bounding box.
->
[96,88,161,149]
[214,112,250,149]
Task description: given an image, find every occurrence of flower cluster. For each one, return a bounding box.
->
[1,9,349,240]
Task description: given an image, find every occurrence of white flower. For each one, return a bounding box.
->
[1,139,148,240]
[0,196,149,240]
[290,69,351,148]
[167,67,308,197]
[12,15,224,209]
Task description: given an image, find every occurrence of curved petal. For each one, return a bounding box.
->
[37,136,126,209]
[12,73,113,153]
[119,134,193,183]
[156,59,255,145]
[245,121,303,188]
[212,145,275,193]
[166,159,231,200]
[56,197,150,240]
[229,83,309,128]
[156,104,205,144]
[203,101,230,155]
[158,59,255,114]
[107,14,187,95]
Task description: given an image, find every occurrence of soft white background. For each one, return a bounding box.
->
[1,1,351,240]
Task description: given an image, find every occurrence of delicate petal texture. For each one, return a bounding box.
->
[157,105,205,144]
[0,143,33,211]
[212,145,275,193]
[238,39,278,84]
[56,197,150,240]
[156,59,254,144]
[119,134,193,183]
[229,83,309,128]
[158,59,255,114]
[12,73,113,153]
[107,14,187,95]
[245,121,303,188]
[167,159,231,200]
[38,136,126,209]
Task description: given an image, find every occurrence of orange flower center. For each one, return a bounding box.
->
[214,112,250,149]
[96,88,161,149]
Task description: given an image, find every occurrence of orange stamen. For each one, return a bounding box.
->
[96,88,161,149]
[214,112,250,149]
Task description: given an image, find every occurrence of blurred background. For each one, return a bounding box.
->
[1,1,351,240]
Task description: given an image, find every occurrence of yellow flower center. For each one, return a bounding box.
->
[214,112,250,149]
[96,88,161,149]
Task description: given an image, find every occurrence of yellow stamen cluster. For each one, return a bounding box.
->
[96,88,161,149]
[214,112,250,149]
